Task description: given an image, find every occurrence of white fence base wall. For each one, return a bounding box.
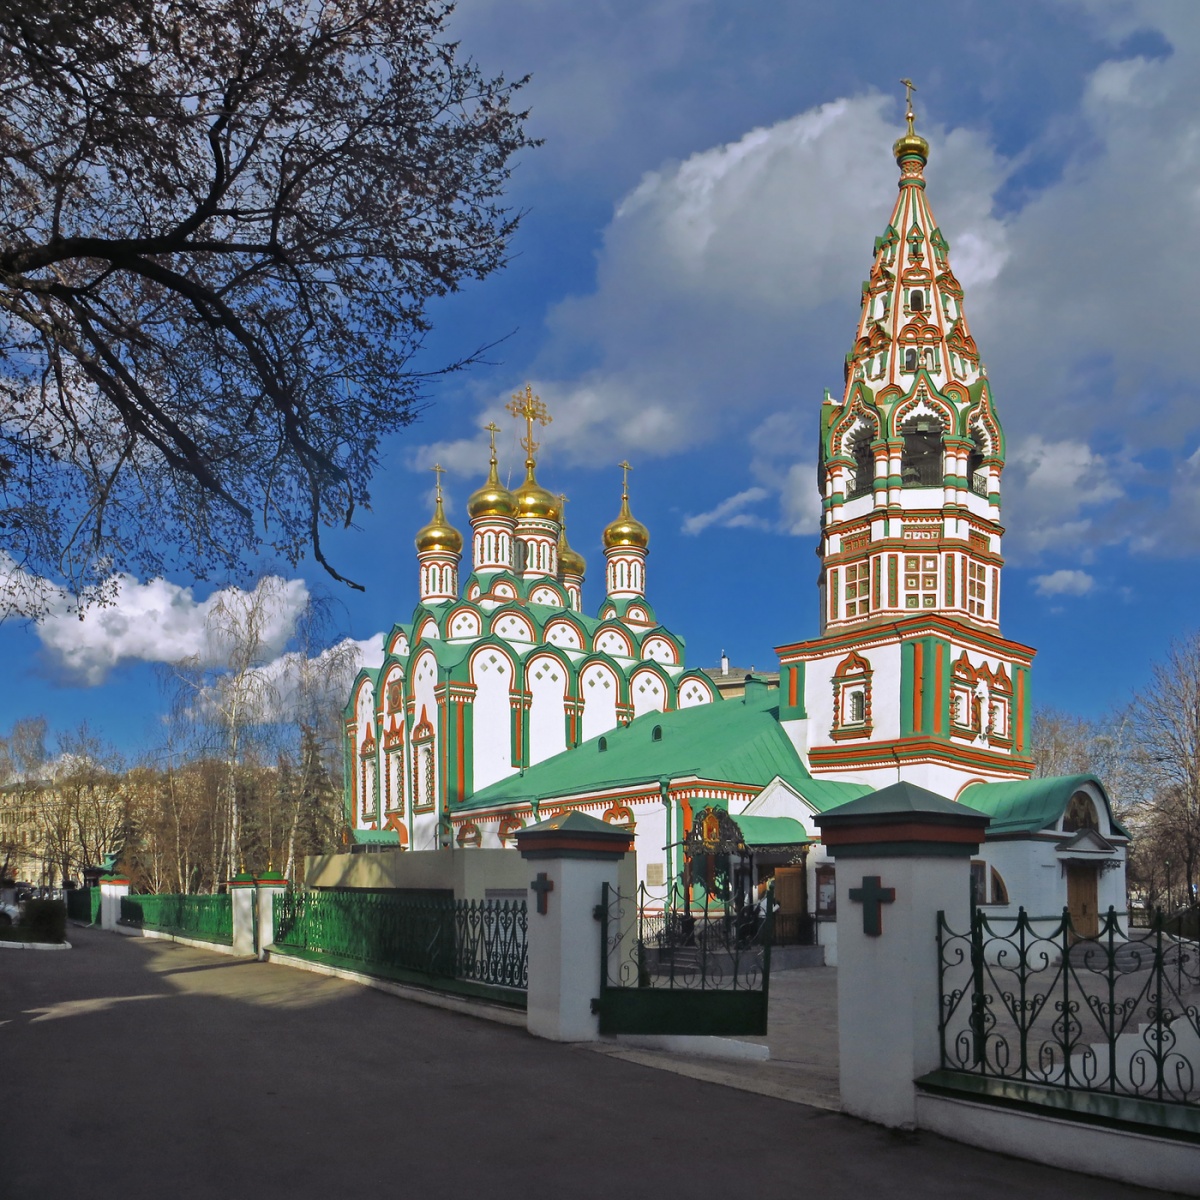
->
[261,948,525,1028]
[113,924,241,957]
[915,1092,1200,1197]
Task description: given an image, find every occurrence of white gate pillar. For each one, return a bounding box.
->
[814,782,989,1129]
[99,876,130,931]
[516,812,633,1042]
[254,872,289,959]
[228,872,257,956]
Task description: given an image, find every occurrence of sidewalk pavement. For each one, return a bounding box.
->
[0,928,1181,1199]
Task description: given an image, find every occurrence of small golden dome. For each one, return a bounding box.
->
[467,456,515,521]
[893,131,929,163]
[514,459,560,522]
[415,490,463,555]
[558,528,586,577]
[603,493,649,551]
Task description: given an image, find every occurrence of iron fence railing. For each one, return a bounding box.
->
[66,887,101,924]
[272,890,527,993]
[616,882,773,992]
[938,906,1200,1108]
[121,893,234,945]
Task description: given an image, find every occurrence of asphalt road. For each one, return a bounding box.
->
[0,928,1181,1199]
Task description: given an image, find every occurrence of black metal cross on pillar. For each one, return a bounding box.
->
[531,872,555,915]
[848,875,896,937]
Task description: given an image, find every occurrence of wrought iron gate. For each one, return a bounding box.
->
[593,882,773,1036]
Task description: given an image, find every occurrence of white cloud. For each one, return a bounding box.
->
[682,487,769,535]
[33,575,310,686]
[1033,569,1096,597]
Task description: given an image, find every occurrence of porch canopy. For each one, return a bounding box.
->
[733,815,810,860]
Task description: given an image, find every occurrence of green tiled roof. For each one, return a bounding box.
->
[459,691,870,812]
[959,774,1129,837]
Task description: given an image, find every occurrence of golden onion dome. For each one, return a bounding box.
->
[467,455,515,521]
[602,492,649,551]
[893,130,929,163]
[558,528,586,577]
[415,490,463,555]
[513,459,560,522]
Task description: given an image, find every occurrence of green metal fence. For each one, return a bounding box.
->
[66,887,101,924]
[272,890,527,1006]
[121,893,234,945]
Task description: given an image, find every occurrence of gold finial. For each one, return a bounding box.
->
[506,383,552,462]
[900,78,916,133]
[558,493,569,523]
[484,422,500,462]
[431,462,445,501]
[619,460,632,501]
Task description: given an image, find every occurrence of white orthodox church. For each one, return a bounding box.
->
[344,104,1128,942]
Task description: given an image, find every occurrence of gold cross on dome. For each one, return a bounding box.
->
[431,462,445,500]
[900,78,917,133]
[484,421,500,459]
[506,383,552,459]
[619,460,633,499]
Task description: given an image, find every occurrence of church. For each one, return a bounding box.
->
[343,100,1128,944]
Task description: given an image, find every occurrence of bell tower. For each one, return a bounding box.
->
[777,85,1035,797]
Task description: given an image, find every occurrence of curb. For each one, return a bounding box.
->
[0,938,72,951]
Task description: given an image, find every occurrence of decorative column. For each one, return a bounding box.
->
[98,875,130,931]
[516,811,633,1042]
[814,781,989,1128]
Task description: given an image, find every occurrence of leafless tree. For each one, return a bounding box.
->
[1127,633,1200,906]
[0,0,534,608]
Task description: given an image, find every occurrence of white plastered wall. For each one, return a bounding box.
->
[470,645,513,791]
[527,652,568,766]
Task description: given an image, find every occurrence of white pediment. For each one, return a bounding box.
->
[742,776,823,836]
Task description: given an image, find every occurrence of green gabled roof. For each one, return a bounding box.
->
[959,774,1129,837]
[458,691,867,812]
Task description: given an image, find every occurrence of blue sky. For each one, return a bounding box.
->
[4,0,1200,758]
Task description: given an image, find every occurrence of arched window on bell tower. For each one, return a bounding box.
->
[968,427,988,496]
[901,415,945,487]
[847,424,877,499]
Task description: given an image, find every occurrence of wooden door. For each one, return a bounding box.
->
[774,866,806,915]
[1067,864,1099,938]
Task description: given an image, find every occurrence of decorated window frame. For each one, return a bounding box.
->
[411,711,436,814]
[359,729,379,823]
[830,651,873,740]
